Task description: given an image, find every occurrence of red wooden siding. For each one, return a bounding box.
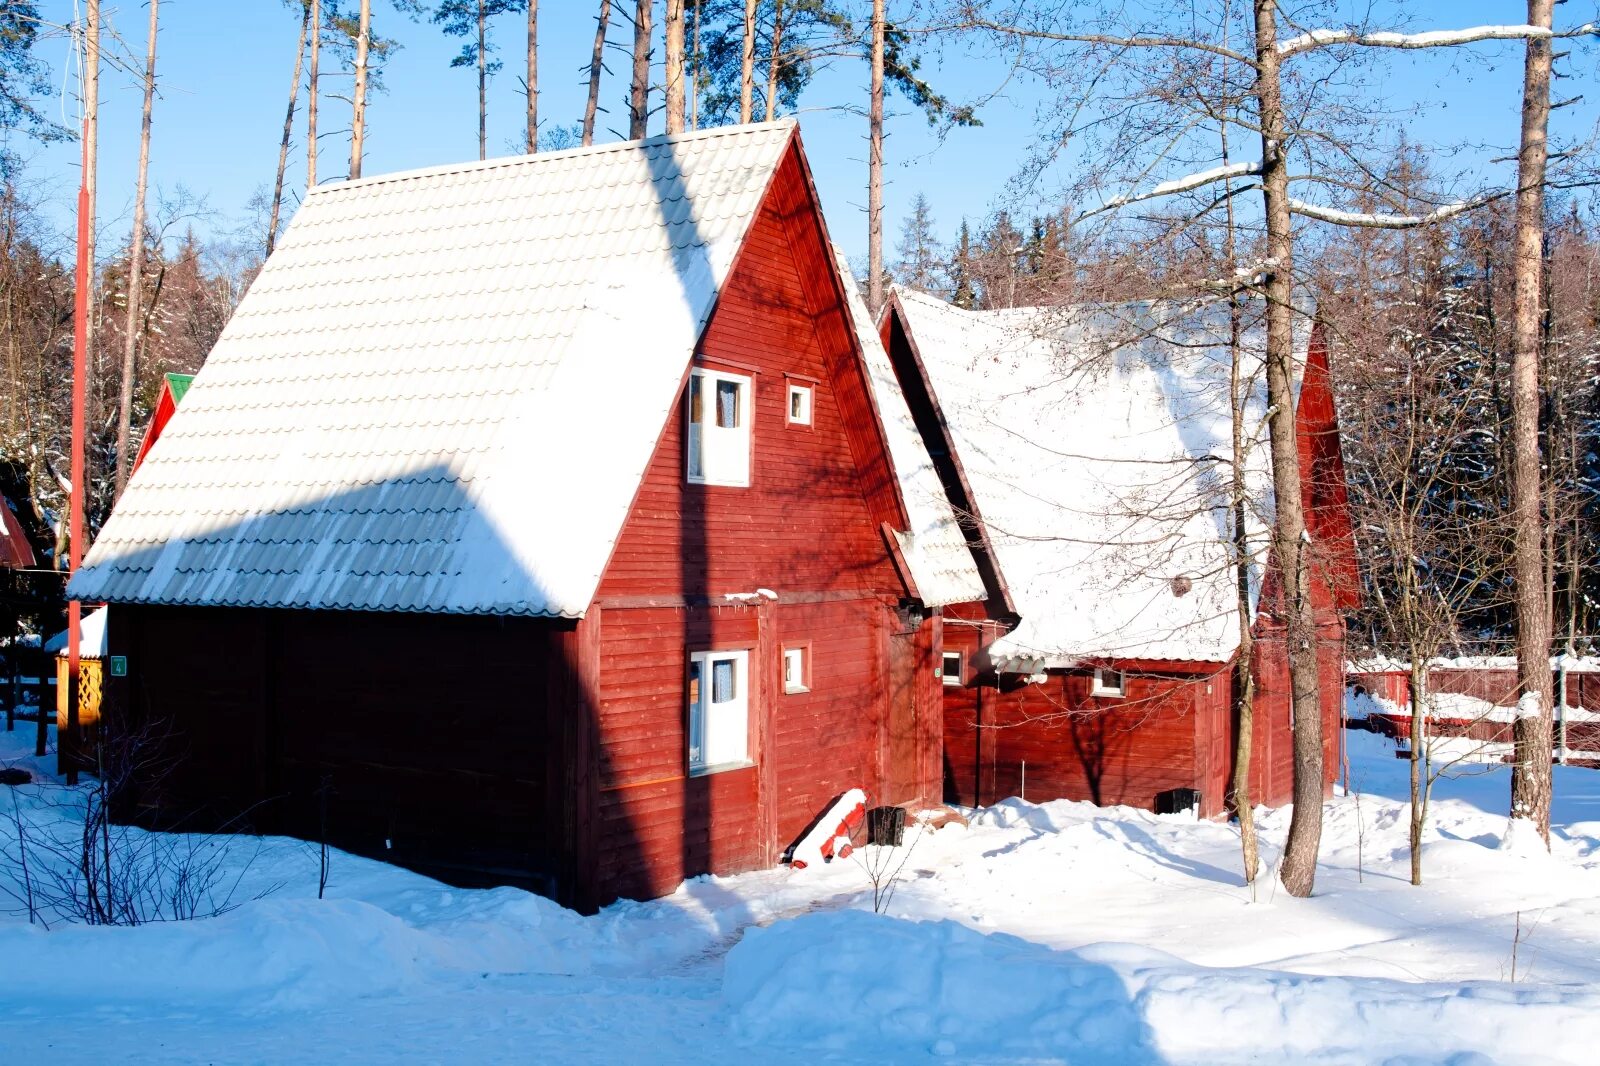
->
[771,599,891,839]
[945,656,1231,816]
[594,605,763,902]
[108,605,583,903]
[585,141,939,904]
[1297,325,1361,611]
[595,148,902,602]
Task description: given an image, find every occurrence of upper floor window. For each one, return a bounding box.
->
[687,368,752,487]
[787,383,813,426]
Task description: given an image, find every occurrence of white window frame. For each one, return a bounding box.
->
[783,645,811,693]
[688,649,752,774]
[686,368,753,488]
[786,383,813,426]
[941,651,963,687]
[1092,667,1125,698]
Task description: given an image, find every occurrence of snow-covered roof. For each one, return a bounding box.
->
[1349,655,1600,675]
[45,607,108,659]
[892,288,1309,665]
[833,250,983,607]
[71,123,802,618]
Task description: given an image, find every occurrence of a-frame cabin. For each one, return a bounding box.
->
[72,122,982,911]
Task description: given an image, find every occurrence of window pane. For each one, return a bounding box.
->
[687,660,703,765]
[717,380,740,428]
[689,374,704,423]
[712,658,736,703]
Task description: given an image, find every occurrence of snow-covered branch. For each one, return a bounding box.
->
[1078,161,1263,223]
[1279,23,1596,59]
[960,16,1256,66]
[1287,194,1503,229]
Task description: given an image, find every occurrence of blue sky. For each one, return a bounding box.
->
[15,1,1597,269]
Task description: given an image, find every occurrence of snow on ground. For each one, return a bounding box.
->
[3,725,1600,1064]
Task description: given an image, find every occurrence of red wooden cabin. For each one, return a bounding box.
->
[70,123,983,911]
[880,290,1357,818]
[0,493,37,570]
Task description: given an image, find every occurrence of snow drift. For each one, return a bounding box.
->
[725,911,1160,1061]
[724,911,1600,1064]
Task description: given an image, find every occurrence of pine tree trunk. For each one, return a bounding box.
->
[308,0,320,184]
[765,0,784,121]
[268,4,309,258]
[866,0,885,316]
[349,0,371,179]
[665,0,685,134]
[477,0,488,160]
[526,0,537,152]
[583,0,610,146]
[629,0,651,139]
[740,0,756,123]
[114,0,160,498]
[688,0,701,130]
[1253,0,1323,899]
[1509,0,1555,844]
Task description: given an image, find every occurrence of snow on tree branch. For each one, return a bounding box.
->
[1278,23,1596,59]
[959,16,1256,67]
[1286,194,1503,229]
[1079,161,1263,223]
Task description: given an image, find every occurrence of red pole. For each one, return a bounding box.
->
[63,129,90,785]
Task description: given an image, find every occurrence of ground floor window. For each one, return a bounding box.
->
[941,651,963,686]
[1092,666,1125,697]
[783,645,810,693]
[688,649,750,773]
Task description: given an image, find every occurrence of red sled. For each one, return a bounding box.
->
[789,788,867,869]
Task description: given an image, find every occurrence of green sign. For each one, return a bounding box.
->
[109,655,128,677]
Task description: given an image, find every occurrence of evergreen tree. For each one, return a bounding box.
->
[893,193,943,293]
[948,221,977,309]
[0,2,67,162]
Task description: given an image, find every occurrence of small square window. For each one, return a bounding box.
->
[941,651,963,686]
[688,649,751,773]
[1092,667,1125,698]
[787,383,813,425]
[783,646,809,693]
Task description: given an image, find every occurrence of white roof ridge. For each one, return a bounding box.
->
[312,120,799,198]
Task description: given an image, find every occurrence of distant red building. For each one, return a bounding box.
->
[131,372,194,475]
[880,290,1357,817]
[72,122,983,911]
[0,493,36,570]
